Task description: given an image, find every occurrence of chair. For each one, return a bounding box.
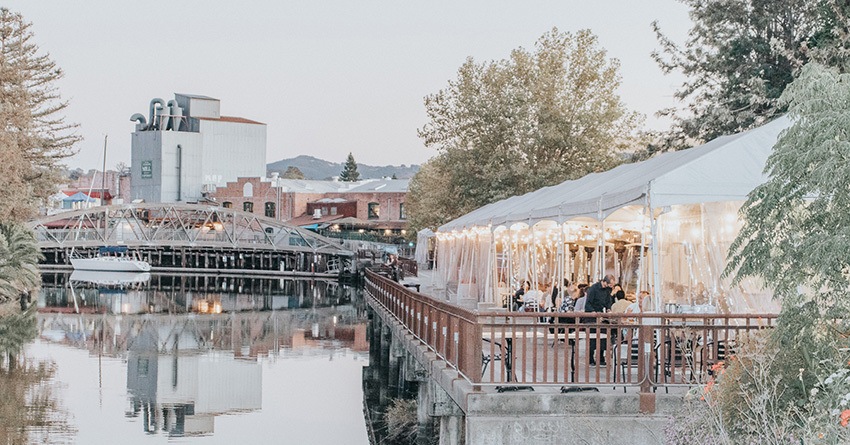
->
[617,338,641,393]
[521,299,540,312]
[615,328,663,393]
[482,351,503,374]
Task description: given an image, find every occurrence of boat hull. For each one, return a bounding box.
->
[71,257,151,272]
[70,270,151,285]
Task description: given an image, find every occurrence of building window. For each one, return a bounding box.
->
[330,207,337,215]
[399,203,406,220]
[368,202,380,219]
[222,202,232,209]
[321,207,328,215]
[243,182,254,198]
[265,202,275,218]
[243,202,254,213]
[137,358,149,376]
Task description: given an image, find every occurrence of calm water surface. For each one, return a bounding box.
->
[5,272,371,445]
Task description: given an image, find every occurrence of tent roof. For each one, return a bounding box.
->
[439,116,790,232]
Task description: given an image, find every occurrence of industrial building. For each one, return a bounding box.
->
[130,94,266,203]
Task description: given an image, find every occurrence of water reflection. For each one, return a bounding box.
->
[0,307,74,444]
[41,271,354,315]
[15,273,370,443]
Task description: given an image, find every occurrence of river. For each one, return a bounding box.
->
[0,272,371,445]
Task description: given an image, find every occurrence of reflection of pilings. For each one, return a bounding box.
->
[379,324,391,405]
[388,335,402,399]
[367,309,381,382]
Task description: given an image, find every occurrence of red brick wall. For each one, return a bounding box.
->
[306,201,357,218]
[315,192,406,221]
[209,178,407,222]
[210,177,285,217]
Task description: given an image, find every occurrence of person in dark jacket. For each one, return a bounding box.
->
[584,274,615,366]
[585,274,615,313]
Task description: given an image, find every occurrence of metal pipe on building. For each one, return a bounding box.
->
[149,98,165,130]
[176,144,182,201]
[167,99,183,131]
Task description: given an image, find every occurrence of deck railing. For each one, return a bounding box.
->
[365,270,778,391]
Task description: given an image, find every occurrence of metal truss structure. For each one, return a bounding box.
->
[29,204,352,256]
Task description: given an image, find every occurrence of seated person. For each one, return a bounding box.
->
[574,284,588,312]
[627,290,651,313]
[512,280,531,311]
[550,284,580,333]
[519,286,544,312]
[611,289,631,313]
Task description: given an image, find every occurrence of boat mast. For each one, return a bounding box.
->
[101,135,108,205]
[101,135,109,240]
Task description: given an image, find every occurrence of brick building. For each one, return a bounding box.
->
[208,177,408,225]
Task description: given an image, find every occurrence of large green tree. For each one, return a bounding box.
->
[687,63,850,443]
[0,8,80,222]
[339,152,360,182]
[653,0,850,149]
[410,28,639,231]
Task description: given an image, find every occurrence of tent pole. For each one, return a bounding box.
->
[507,228,514,293]
[531,224,538,290]
[558,222,565,291]
[597,197,604,281]
[485,229,494,303]
[637,193,648,294]
[649,185,662,312]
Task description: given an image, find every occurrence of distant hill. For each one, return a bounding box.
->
[267,155,420,180]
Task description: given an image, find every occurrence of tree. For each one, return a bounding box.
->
[0,222,41,304]
[710,63,850,443]
[281,165,305,179]
[653,0,850,149]
[409,28,639,230]
[405,155,460,232]
[0,8,80,221]
[339,153,360,182]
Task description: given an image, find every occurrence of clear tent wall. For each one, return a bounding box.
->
[433,201,777,314]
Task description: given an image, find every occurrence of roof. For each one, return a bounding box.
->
[439,116,791,232]
[275,179,353,194]
[288,213,344,227]
[197,115,265,125]
[347,179,410,193]
[63,191,98,202]
[176,93,219,100]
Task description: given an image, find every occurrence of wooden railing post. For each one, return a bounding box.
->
[638,323,656,414]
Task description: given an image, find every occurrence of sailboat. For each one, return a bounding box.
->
[71,246,151,272]
[70,135,151,273]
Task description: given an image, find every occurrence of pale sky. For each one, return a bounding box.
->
[5,1,691,172]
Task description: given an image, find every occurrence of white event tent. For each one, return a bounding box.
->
[432,116,791,314]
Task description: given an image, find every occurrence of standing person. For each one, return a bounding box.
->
[585,274,615,366]
[586,275,615,313]
[385,254,399,281]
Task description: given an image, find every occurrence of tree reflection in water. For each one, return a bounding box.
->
[0,306,74,443]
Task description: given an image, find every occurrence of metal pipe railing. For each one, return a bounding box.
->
[365,270,777,391]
